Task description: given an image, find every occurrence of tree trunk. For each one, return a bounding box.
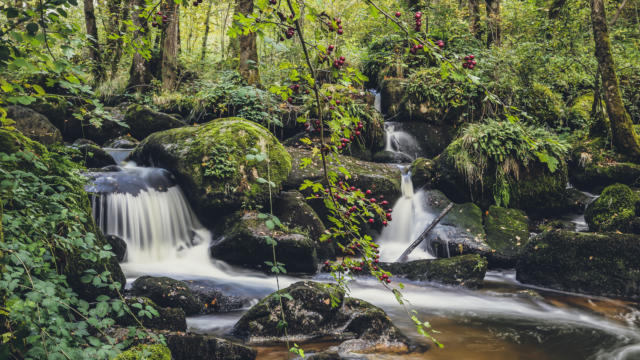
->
[160,0,180,91]
[83,0,103,81]
[201,0,214,61]
[469,0,482,40]
[591,0,640,158]
[105,0,130,78]
[232,0,260,86]
[485,0,501,47]
[128,0,153,92]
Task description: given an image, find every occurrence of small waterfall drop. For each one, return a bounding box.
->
[88,163,211,263]
[384,122,422,161]
[104,148,133,165]
[377,167,435,262]
[374,90,382,113]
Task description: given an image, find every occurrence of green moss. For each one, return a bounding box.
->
[484,206,530,267]
[585,183,640,233]
[410,157,435,188]
[114,344,171,360]
[381,254,488,288]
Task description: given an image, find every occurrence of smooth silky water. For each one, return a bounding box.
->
[87,150,640,359]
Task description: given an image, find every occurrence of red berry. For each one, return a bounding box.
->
[382,221,388,226]
[368,218,375,224]
[468,64,475,69]
[287,97,294,103]
[328,45,335,51]
[469,54,475,59]
[370,198,376,203]
[366,189,372,195]
[395,11,402,17]
[337,29,344,35]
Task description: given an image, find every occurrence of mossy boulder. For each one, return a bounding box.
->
[106,135,140,149]
[521,82,566,128]
[70,140,117,168]
[423,190,492,259]
[484,206,531,268]
[516,230,640,299]
[410,157,435,188]
[570,158,640,193]
[585,184,640,233]
[211,211,318,274]
[381,254,487,288]
[373,150,414,163]
[379,77,406,118]
[124,104,185,140]
[117,297,187,332]
[273,191,334,259]
[233,281,411,354]
[114,344,171,360]
[6,105,62,145]
[131,118,292,223]
[106,235,127,262]
[0,128,125,301]
[165,333,256,360]
[130,276,201,315]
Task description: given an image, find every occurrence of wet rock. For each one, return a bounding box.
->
[516,230,640,299]
[390,122,452,158]
[372,150,414,164]
[119,297,187,332]
[106,135,140,149]
[379,78,405,118]
[381,254,488,288]
[124,104,185,140]
[569,156,640,193]
[410,157,435,188]
[165,333,256,360]
[106,234,127,262]
[585,183,640,233]
[274,190,334,259]
[564,187,595,214]
[131,118,291,223]
[423,190,492,259]
[130,276,201,315]
[70,140,117,168]
[484,206,531,268]
[285,146,401,201]
[233,281,412,354]
[182,280,246,313]
[211,211,318,274]
[6,105,62,145]
[114,344,171,360]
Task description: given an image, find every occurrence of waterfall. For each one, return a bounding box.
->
[377,167,435,262]
[104,148,133,165]
[88,163,211,263]
[374,91,382,113]
[383,122,421,161]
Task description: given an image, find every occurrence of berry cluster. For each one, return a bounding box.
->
[151,11,168,27]
[414,11,423,31]
[269,0,277,4]
[191,0,203,6]
[436,39,445,49]
[333,56,346,69]
[284,27,295,39]
[410,43,424,55]
[462,54,476,69]
[327,18,344,35]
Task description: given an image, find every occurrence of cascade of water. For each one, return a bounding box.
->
[88,163,211,263]
[104,148,133,165]
[374,91,382,113]
[377,167,435,261]
[383,122,421,161]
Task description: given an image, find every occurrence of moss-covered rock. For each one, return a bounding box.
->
[410,157,435,188]
[484,206,531,268]
[131,118,292,223]
[373,150,414,163]
[130,276,201,315]
[106,135,140,149]
[380,77,406,118]
[233,281,411,354]
[70,141,117,168]
[585,184,640,233]
[273,190,334,259]
[516,230,640,299]
[165,333,256,360]
[6,105,62,145]
[117,297,187,332]
[521,82,566,128]
[124,104,185,140]
[570,159,640,193]
[114,344,172,360]
[381,254,487,288]
[0,128,125,301]
[106,235,127,262]
[211,211,318,274]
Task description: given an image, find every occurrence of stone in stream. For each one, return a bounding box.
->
[233,281,413,355]
[105,135,140,149]
[130,276,202,315]
[124,104,186,140]
[380,254,488,289]
[6,105,62,145]
[585,183,640,233]
[165,333,257,360]
[483,206,531,268]
[105,234,127,262]
[70,139,117,168]
[516,230,640,299]
[181,279,246,314]
[372,150,414,164]
[130,118,292,224]
[210,211,318,274]
[117,297,187,332]
[410,157,436,189]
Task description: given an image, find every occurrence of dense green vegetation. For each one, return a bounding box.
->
[1,0,639,358]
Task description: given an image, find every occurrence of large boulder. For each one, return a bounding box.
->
[124,104,185,140]
[484,206,531,268]
[381,254,488,288]
[106,135,140,149]
[118,297,187,332]
[181,279,246,314]
[70,140,117,168]
[6,105,62,145]
[585,183,640,233]
[131,118,292,223]
[211,211,318,274]
[516,230,640,299]
[130,276,201,315]
[410,157,435,188]
[233,281,412,354]
[165,333,257,360]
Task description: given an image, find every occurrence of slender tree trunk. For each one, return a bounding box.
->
[549,0,567,19]
[485,0,501,47]
[106,0,129,78]
[83,0,103,81]
[160,0,180,91]
[201,0,214,61]
[232,0,260,86]
[591,0,640,158]
[609,0,629,26]
[222,2,233,60]
[469,0,482,40]
[128,0,153,92]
